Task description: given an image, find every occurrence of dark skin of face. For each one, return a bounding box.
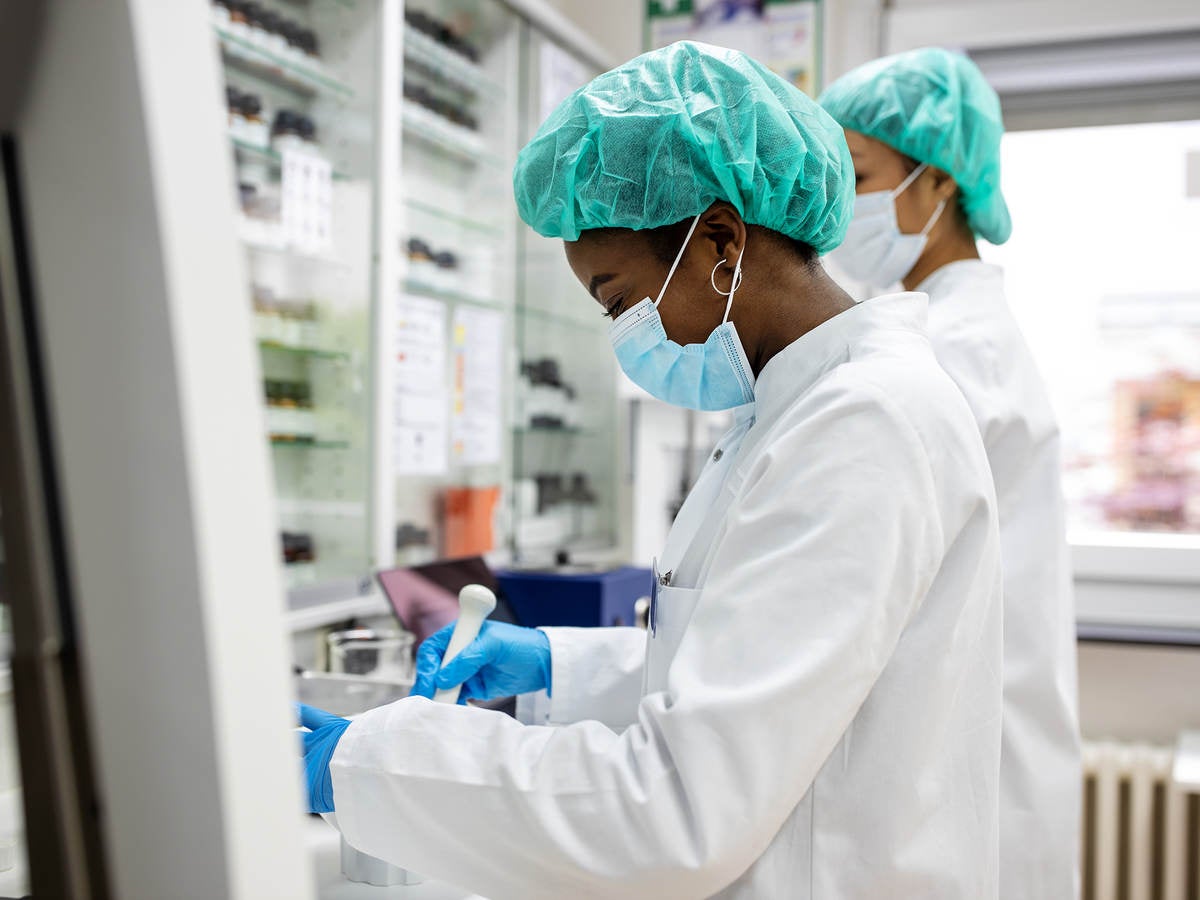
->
[843,129,980,290]
[563,202,857,378]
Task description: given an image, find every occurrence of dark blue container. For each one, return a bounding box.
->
[496,566,653,629]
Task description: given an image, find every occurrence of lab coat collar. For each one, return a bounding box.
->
[914,259,1004,296]
[752,292,929,428]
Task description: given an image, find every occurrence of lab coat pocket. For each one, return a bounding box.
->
[643,584,702,696]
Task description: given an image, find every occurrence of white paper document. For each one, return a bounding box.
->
[451,306,504,466]
[394,294,448,474]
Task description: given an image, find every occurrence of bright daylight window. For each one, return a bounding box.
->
[984,120,1200,537]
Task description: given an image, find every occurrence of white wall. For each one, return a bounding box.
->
[546,0,641,64]
[883,0,1200,57]
[545,0,882,91]
[1079,644,1200,744]
[543,0,1200,83]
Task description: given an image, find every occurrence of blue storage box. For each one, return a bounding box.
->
[496,566,653,629]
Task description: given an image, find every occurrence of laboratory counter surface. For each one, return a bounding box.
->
[307,814,484,900]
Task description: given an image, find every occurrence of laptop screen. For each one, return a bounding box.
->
[375,556,518,647]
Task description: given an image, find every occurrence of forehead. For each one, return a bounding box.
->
[564,229,654,274]
[844,129,903,165]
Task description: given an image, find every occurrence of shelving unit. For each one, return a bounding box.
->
[257,340,352,361]
[239,228,350,266]
[213,0,380,605]
[405,197,504,236]
[284,593,391,633]
[215,25,355,100]
[276,498,367,517]
[269,438,352,450]
[514,425,599,436]
[400,106,503,165]
[402,25,505,99]
[230,135,351,180]
[401,278,506,309]
[206,0,617,604]
[516,301,604,329]
[384,0,523,569]
[508,28,616,565]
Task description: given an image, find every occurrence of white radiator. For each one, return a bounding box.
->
[1082,740,1199,900]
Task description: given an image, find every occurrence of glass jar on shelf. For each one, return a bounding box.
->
[566,473,599,540]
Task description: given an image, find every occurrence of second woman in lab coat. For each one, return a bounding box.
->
[820,47,1082,900]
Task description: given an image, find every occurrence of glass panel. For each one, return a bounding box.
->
[392,0,521,567]
[984,120,1200,536]
[0,504,28,894]
[212,0,379,593]
[511,32,615,564]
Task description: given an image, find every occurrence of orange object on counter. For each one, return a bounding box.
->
[441,486,500,557]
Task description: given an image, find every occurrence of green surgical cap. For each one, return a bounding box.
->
[513,41,854,254]
[819,47,1011,244]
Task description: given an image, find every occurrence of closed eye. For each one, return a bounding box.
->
[602,296,626,319]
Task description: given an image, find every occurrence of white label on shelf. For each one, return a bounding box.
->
[451,305,504,466]
[394,294,448,475]
[281,148,333,252]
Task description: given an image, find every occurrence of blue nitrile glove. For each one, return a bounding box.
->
[297,703,351,814]
[410,620,552,702]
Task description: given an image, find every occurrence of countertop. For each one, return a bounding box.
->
[308,815,482,900]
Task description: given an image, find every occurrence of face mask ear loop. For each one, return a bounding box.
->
[920,199,948,236]
[654,213,704,309]
[891,162,928,198]
[720,244,746,324]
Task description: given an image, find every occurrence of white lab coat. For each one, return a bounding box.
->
[917,260,1082,899]
[330,293,1004,899]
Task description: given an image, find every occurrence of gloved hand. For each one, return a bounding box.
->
[297,703,351,814]
[410,620,552,702]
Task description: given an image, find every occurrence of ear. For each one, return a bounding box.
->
[698,202,747,263]
[929,167,960,202]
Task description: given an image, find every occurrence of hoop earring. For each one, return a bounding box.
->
[710,259,744,296]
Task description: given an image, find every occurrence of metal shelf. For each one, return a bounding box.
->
[269,437,352,450]
[215,26,354,100]
[284,593,390,633]
[401,106,501,166]
[240,227,348,268]
[231,136,350,180]
[402,28,504,99]
[276,499,366,518]
[404,197,505,237]
[402,279,506,309]
[516,303,603,330]
[513,425,599,436]
[257,340,351,362]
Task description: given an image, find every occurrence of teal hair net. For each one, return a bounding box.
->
[513,41,854,254]
[819,47,1011,245]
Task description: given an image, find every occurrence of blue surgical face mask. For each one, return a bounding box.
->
[607,214,755,411]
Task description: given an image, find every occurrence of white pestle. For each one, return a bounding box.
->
[432,584,497,705]
[331,584,495,887]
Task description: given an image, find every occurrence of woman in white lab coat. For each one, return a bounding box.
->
[820,47,1082,900]
[299,41,1005,899]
